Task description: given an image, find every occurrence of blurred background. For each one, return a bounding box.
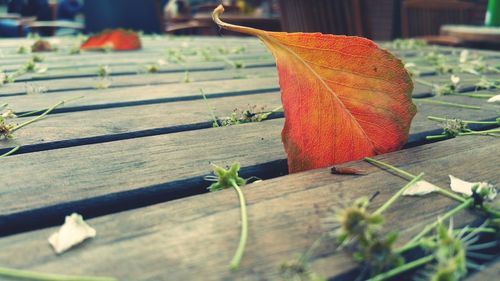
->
[0,0,498,48]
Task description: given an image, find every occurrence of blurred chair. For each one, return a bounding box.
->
[84,0,164,33]
[401,0,475,44]
[278,0,368,36]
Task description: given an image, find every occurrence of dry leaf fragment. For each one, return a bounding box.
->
[449,175,497,200]
[80,29,141,51]
[49,213,96,254]
[403,180,440,196]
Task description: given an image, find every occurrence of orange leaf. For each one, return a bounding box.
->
[213,5,416,173]
[80,29,141,51]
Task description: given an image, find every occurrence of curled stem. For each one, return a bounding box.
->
[0,266,116,281]
[229,179,248,271]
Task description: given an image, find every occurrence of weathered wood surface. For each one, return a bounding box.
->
[0,88,497,231]
[0,35,499,280]
[0,136,497,280]
[0,88,498,154]
[0,66,278,96]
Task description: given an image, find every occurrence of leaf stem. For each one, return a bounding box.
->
[365,254,434,281]
[229,179,248,271]
[373,172,424,216]
[0,146,20,159]
[414,99,481,110]
[0,266,116,281]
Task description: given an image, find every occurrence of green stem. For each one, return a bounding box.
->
[459,129,500,136]
[414,99,481,110]
[464,93,495,99]
[228,179,248,271]
[364,157,466,203]
[200,89,219,128]
[0,266,116,281]
[10,101,63,132]
[414,78,435,87]
[397,198,473,253]
[425,134,450,140]
[427,116,498,125]
[373,172,425,216]
[396,226,498,254]
[365,254,434,281]
[0,146,20,159]
[16,96,83,118]
[364,157,415,179]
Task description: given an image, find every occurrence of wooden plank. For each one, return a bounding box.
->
[8,58,276,82]
[0,66,278,96]
[0,77,281,113]
[0,136,497,280]
[0,51,273,73]
[0,89,498,234]
[0,88,498,155]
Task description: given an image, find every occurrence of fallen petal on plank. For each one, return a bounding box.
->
[49,213,96,254]
[403,180,440,196]
[487,94,500,103]
[449,175,497,200]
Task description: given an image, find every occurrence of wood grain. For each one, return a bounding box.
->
[0,66,278,96]
[0,136,497,280]
[0,89,498,154]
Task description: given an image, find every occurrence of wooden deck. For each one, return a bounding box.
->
[0,36,499,280]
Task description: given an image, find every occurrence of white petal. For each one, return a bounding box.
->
[449,175,497,200]
[449,175,475,196]
[49,213,96,254]
[459,50,469,63]
[451,75,460,85]
[403,180,440,196]
[487,94,500,103]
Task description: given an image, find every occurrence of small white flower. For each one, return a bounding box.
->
[36,66,48,74]
[449,175,497,201]
[403,180,440,196]
[1,109,17,118]
[48,213,96,254]
[404,62,416,69]
[0,71,6,85]
[487,94,500,103]
[459,50,469,64]
[450,75,460,85]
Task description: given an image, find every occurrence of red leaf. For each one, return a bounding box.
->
[213,6,416,173]
[80,29,141,51]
